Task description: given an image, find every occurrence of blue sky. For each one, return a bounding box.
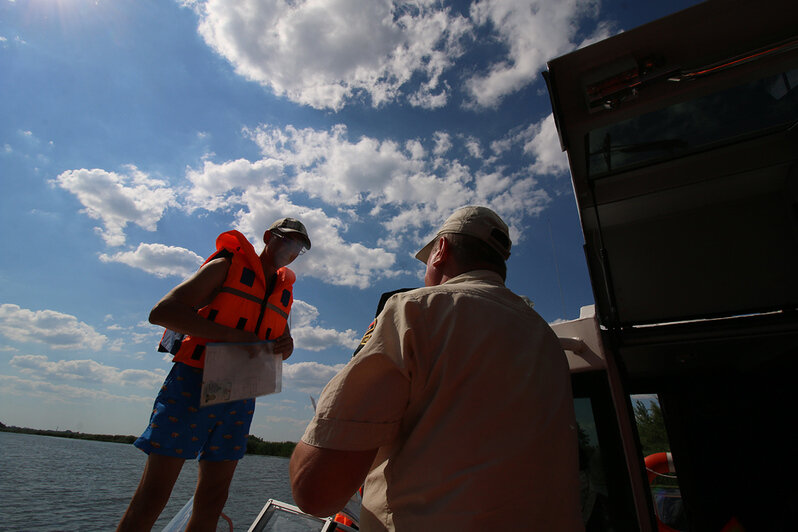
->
[0,0,699,442]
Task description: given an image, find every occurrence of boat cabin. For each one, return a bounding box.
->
[545,0,798,529]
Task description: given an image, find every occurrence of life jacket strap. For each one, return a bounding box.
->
[217,286,265,305]
[265,302,289,320]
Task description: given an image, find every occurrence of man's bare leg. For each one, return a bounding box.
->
[117,454,185,532]
[185,459,238,532]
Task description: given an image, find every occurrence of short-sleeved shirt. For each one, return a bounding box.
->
[302,271,583,531]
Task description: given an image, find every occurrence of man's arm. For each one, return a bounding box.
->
[290,296,411,517]
[149,257,259,343]
[289,442,377,518]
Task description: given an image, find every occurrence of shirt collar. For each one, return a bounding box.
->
[442,269,505,286]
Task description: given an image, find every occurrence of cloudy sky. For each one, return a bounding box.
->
[0,0,699,442]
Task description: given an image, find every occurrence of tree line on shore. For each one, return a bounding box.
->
[4,401,668,463]
[0,422,296,458]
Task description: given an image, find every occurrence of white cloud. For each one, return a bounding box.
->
[245,123,481,231]
[0,374,154,404]
[475,170,512,198]
[255,398,298,413]
[99,242,204,279]
[107,338,126,352]
[195,158,401,289]
[432,131,452,156]
[185,1,610,111]
[53,166,176,246]
[184,157,285,212]
[490,175,551,222]
[293,325,359,352]
[188,0,471,110]
[283,360,346,394]
[576,18,616,49]
[131,320,163,346]
[0,304,107,350]
[521,113,569,175]
[179,122,558,287]
[9,354,166,389]
[131,332,159,346]
[248,124,428,206]
[253,414,311,431]
[464,136,483,159]
[466,0,601,108]
[290,299,320,328]
[290,300,359,351]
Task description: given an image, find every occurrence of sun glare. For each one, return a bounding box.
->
[22,0,108,33]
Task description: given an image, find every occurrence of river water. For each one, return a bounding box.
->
[0,431,295,531]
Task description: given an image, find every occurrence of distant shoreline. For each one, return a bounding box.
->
[0,425,137,444]
[0,424,296,458]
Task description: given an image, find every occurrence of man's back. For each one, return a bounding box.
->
[360,270,582,531]
[292,206,583,531]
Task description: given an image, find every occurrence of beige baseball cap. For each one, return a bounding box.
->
[415,206,511,263]
[269,217,311,250]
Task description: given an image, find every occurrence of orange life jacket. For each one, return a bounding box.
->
[158,230,295,368]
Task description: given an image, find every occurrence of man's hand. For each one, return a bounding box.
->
[273,331,294,360]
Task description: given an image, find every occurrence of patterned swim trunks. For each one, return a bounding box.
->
[134,362,255,461]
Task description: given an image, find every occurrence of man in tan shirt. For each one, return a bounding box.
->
[290,206,583,531]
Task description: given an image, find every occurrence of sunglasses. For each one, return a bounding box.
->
[273,231,307,255]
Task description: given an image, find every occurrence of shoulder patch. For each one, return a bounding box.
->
[351,318,377,358]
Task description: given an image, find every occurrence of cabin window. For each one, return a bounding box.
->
[571,372,637,531]
[631,394,688,532]
[586,67,798,177]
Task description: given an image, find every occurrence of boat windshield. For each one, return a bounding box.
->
[587,67,798,178]
[248,499,358,532]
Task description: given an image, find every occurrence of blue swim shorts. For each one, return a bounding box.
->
[134,362,255,462]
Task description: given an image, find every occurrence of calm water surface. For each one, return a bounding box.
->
[0,432,294,531]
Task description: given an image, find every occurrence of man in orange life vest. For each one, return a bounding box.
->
[117,218,310,532]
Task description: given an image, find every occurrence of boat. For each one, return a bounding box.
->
[247,495,360,532]
[171,0,798,529]
[162,492,360,532]
[542,0,797,529]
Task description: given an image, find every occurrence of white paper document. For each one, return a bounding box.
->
[200,342,282,407]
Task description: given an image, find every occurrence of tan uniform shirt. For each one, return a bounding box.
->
[302,271,583,531]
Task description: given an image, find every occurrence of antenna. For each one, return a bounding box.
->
[548,218,567,319]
